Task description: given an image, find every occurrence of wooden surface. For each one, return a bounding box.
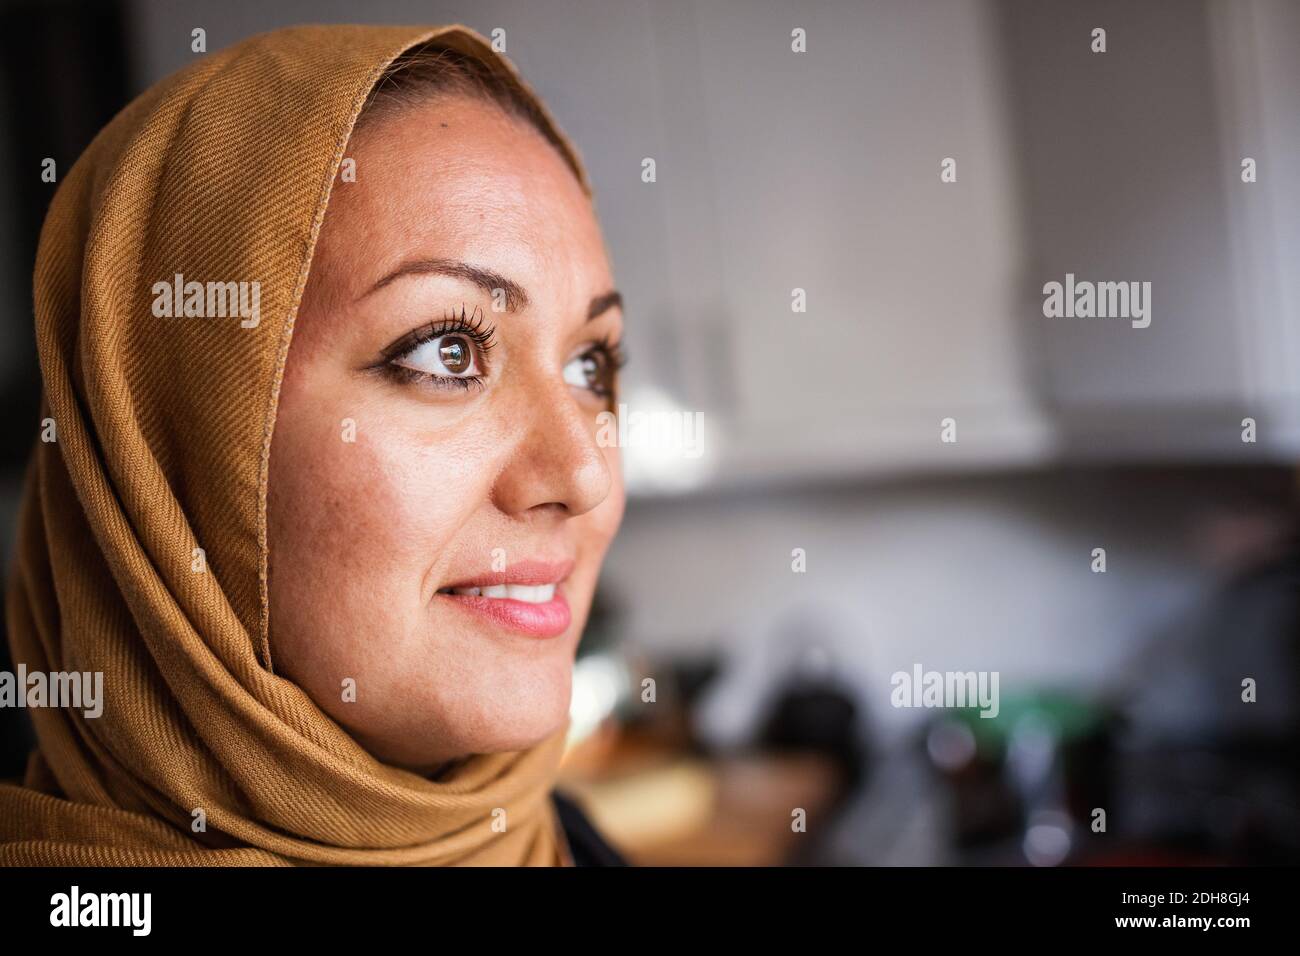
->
[558,722,845,866]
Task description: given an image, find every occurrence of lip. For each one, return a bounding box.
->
[435,558,575,639]
[438,558,575,590]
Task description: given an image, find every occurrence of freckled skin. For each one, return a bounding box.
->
[267,96,625,773]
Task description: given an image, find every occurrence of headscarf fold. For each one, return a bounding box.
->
[0,24,590,866]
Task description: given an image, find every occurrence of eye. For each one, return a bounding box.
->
[563,340,625,398]
[394,333,482,378]
[375,305,497,390]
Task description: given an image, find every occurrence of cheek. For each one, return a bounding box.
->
[594,443,626,543]
[570,444,626,610]
[268,379,506,667]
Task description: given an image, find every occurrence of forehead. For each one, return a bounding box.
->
[318,95,609,300]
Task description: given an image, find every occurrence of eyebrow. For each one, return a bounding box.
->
[363,256,622,322]
[587,290,623,322]
[365,258,530,311]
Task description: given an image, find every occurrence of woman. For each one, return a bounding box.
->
[0,24,628,866]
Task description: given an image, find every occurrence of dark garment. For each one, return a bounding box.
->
[552,788,629,866]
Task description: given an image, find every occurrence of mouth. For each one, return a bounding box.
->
[437,583,558,603]
[434,559,574,639]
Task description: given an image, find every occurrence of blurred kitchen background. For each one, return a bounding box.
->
[1,0,1298,865]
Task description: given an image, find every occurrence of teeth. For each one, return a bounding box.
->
[444,583,556,603]
[503,584,555,603]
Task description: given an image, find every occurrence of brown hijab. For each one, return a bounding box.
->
[0,24,590,865]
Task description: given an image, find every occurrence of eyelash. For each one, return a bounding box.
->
[377,304,496,391]
[583,333,629,399]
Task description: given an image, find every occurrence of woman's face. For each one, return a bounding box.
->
[267,95,625,773]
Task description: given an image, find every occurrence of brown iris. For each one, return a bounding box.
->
[438,336,471,374]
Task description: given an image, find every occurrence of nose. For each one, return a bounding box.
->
[491,381,613,519]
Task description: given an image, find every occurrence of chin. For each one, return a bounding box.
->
[468,654,576,754]
[411,642,577,760]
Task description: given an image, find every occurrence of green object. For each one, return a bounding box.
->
[946,689,1107,760]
